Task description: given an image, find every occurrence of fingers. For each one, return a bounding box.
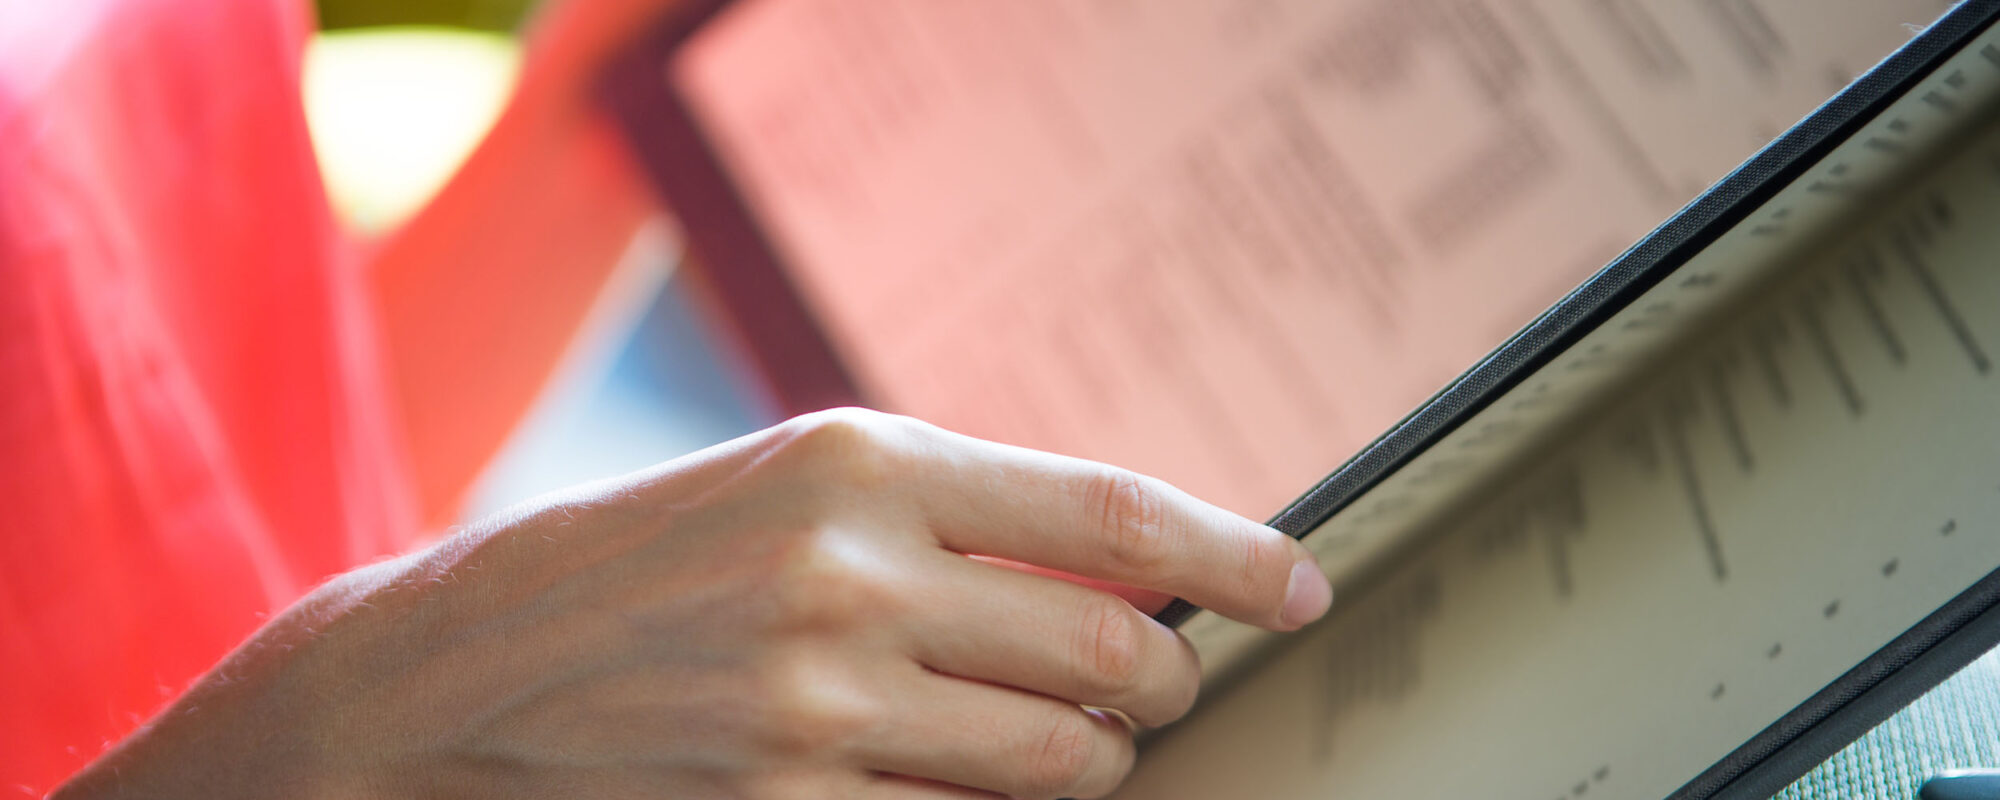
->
[902,553,1200,727]
[855,669,1137,800]
[900,423,1331,631]
[967,555,1176,616]
[865,775,1008,799]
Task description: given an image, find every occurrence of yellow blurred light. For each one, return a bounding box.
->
[303,27,519,233]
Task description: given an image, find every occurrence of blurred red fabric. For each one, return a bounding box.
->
[0,0,419,792]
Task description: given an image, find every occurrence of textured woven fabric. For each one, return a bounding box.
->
[1773,646,2000,798]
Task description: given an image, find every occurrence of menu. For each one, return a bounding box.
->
[669,0,1951,516]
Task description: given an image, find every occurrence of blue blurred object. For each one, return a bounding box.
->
[1921,770,2000,800]
[466,265,779,517]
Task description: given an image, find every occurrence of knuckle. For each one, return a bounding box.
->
[1085,470,1170,574]
[771,531,899,631]
[1244,528,1291,603]
[1160,637,1202,723]
[1025,710,1098,798]
[757,652,878,758]
[1075,596,1144,699]
[778,408,909,488]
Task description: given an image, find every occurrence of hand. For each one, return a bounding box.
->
[55,409,1332,799]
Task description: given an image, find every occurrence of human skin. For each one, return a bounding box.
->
[51,409,1333,799]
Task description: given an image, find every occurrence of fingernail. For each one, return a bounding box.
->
[1282,560,1333,628]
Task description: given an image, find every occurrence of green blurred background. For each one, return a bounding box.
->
[316,0,537,32]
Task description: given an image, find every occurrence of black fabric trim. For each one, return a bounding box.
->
[600,0,867,417]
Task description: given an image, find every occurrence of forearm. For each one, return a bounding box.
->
[50,557,426,800]
[369,64,653,527]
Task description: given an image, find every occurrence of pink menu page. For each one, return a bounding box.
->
[670,0,1949,516]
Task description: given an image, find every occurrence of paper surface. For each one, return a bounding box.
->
[1117,107,2000,797]
[1109,16,2000,798]
[671,0,1952,517]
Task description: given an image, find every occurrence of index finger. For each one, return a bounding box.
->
[902,425,1332,632]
